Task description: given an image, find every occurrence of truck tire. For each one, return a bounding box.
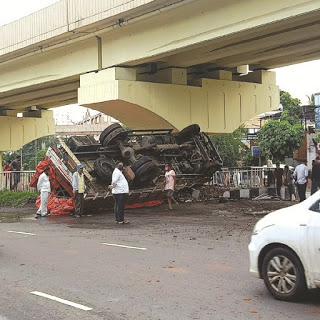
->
[102,127,128,147]
[177,124,200,143]
[99,124,123,144]
[134,161,159,184]
[130,156,152,173]
[94,157,114,183]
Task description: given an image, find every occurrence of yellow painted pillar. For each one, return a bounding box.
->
[0,110,55,151]
[78,68,280,134]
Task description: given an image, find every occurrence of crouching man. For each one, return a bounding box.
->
[36,167,51,218]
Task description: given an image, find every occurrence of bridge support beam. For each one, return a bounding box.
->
[0,110,55,153]
[78,67,279,134]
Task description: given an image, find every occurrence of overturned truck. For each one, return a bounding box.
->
[38,124,222,212]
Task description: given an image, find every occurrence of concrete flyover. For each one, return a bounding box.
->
[1,0,320,156]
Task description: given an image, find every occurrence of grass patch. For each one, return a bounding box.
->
[0,190,38,207]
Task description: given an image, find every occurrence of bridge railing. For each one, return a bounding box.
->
[0,171,36,192]
[212,167,276,189]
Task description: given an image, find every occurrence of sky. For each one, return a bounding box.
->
[1,0,320,123]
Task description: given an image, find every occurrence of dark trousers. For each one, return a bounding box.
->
[297,183,307,202]
[114,194,125,222]
[75,192,84,216]
[276,181,282,198]
[311,180,320,195]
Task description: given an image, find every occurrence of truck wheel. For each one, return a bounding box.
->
[262,247,306,301]
[177,124,200,143]
[102,127,128,147]
[94,157,114,183]
[99,123,122,144]
[131,156,152,173]
[134,161,159,183]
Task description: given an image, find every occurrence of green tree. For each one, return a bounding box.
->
[258,120,304,161]
[306,94,315,106]
[258,91,305,161]
[280,90,302,125]
[211,126,251,167]
[2,135,55,169]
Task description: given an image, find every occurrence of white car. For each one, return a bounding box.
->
[249,191,320,301]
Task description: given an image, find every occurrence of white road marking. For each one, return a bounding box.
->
[30,291,92,311]
[7,231,36,236]
[102,243,147,251]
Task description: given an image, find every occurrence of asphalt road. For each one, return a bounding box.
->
[0,200,319,320]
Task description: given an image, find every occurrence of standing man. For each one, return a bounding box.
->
[109,162,129,224]
[311,156,320,195]
[3,160,12,190]
[11,155,21,191]
[266,155,274,186]
[164,164,178,210]
[284,165,294,201]
[36,167,51,218]
[72,164,85,218]
[274,163,284,198]
[293,160,309,202]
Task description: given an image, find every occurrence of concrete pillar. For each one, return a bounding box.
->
[0,110,55,151]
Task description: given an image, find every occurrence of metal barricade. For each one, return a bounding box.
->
[212,167,275,189]
[0,171,36,192]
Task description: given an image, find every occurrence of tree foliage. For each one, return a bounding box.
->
[210,126,257,167]
[2,136,55,170]
[280,90,302,125]
[257,120,304,161]
[258,91,305,161]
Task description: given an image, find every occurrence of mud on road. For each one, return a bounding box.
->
[0,199,294,238]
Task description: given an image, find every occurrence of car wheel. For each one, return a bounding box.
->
[261,247,306,301]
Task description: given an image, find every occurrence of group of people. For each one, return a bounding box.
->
[272,158,320,202]
[273,161,308,202]
[36,161,178,222]
[2,155,22,191]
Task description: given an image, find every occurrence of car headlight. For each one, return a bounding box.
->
[252,224,275,235]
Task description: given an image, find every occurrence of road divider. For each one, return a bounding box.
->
[102,243,147,251]
[30,291,92,311]
[7,231,36,236]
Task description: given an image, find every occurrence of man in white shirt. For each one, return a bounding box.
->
[293,160,309,202]
[36,167,51,218]
[109,162,129,224]
[72,164,85,217]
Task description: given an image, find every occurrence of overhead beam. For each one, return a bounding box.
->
[0,82,79,105]
[7,91,77,109]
